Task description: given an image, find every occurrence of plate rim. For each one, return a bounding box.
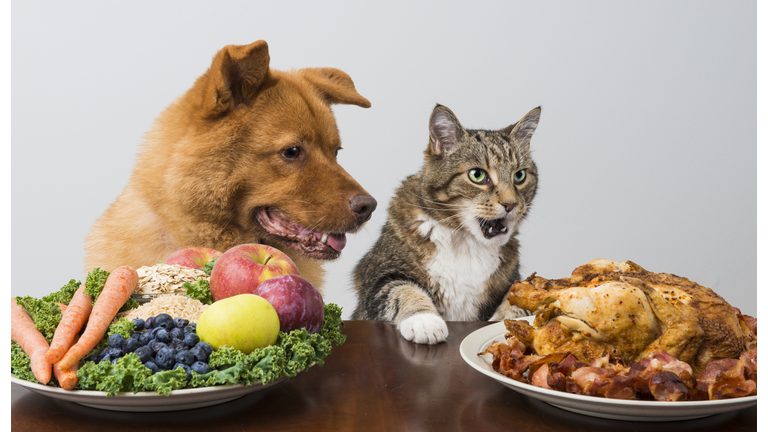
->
[11,371,288,411]
[459,318,757,421]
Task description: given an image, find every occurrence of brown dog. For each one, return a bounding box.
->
[84,40,376,293]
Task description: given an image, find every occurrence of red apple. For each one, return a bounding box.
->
[253,274,324,334]
[163,247,223,270]
[209,244,300,302]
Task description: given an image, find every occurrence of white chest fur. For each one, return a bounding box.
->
[417,215,503,320]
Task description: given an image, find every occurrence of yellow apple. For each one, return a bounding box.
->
[196,294,280,353]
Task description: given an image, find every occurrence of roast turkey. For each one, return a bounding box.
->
[505,259,754,375]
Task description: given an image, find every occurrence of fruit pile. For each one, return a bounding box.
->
[87,313,214,379]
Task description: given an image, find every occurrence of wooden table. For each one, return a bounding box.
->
[11,321,757,432]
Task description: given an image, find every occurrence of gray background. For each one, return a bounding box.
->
[12,1,757,318]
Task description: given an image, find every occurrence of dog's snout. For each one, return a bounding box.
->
[350,194,377,223]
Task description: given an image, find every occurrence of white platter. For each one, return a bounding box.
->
[11,374,287,412]
[459,319,757,422]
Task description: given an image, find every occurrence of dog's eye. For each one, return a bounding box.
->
[282,146,301,159]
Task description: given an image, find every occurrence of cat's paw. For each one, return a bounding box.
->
[489,299,529,321]
[398,313,449,344]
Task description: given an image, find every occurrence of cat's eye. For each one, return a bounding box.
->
[513,169,526,184]
[468,168,489,184]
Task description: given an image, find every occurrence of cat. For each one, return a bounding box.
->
[351,104,540,344]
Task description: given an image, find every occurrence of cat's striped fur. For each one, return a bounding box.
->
[351,105,540,344]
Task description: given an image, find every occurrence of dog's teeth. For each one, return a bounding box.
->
[321,233,329,243]
[500,226,507,233]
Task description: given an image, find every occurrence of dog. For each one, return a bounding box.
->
[84,40,376,293]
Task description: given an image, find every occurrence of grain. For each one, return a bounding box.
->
[135,264,208,294]
[118,295,209,323]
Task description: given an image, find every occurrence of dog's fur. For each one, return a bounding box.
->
[84,40,376,293]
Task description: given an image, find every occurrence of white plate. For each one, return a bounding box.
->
[11,374,287,412]
[459,319,757,422]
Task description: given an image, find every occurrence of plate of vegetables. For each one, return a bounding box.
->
[11,264,346,412]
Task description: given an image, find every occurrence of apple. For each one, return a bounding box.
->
[196,294,280,353]
[209,243,300,302]
[163,247,223,270]
[253,274,324,334]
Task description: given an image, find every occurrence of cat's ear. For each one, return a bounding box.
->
[428,105,466,156]
[505,107,541,146]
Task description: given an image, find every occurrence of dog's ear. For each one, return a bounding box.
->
[428,104,466,156]
[203,40,271,116]
[300,68,371,108]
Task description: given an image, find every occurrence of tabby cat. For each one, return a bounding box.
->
[351,104,540,344]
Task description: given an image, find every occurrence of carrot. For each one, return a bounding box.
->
[53,362,79,390]
[56,302,67,314]
[53,334,80,390]
[57,266,138,370]
[11,297,52,384]
[46,284,93,364]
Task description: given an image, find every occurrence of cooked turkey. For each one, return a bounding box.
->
[506,259,753,374]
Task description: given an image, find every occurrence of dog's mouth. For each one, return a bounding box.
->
[256,207,347,260]
[478,217,509,239]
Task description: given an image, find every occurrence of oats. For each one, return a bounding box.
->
[119,295,208,323]
[134,263,209,294]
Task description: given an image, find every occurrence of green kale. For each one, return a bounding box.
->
[184,278,212,305]
[13,279,83,342]
[203,258,218,276]
[13,296,62,342]
[43,279,81,305]
[84,267,110,301]
[11,343,38,383]
[77,353,156,396]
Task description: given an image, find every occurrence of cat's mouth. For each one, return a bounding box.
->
[478,218,509,239]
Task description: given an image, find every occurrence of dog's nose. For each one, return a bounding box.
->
[349,194,377,223]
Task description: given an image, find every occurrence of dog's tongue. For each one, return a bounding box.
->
[326,233,347,252]
[296,226,347,252]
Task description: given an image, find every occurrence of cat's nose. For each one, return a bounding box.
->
[350,194,377,223]
[502,202,516,213]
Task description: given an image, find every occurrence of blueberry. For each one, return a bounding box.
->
[155,347,176,369]
[155,328,171,343]
[174,318,190,328]
[150,327,163,339]
[138,332,152,346]
[170,327,184,342]
[183,332,200,347]
[144,316,155,329]
[85,353,100,363]
[134,345,154,363]
[172,341,188,352]
[174,349,195,366]
[105,346,123,358]
[123,337,140,353]
[153,313,174,330]
[174,363,192,380]
[191,361,211,375]
[184,323,197,334]
[108,333,125,348]
[188,346,208,362]
[145,361,160,373]
[195,342,213,357]
[132,318,146,331]
[149,340,168,354]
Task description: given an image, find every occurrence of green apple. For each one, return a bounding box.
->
[196,294,280,353]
